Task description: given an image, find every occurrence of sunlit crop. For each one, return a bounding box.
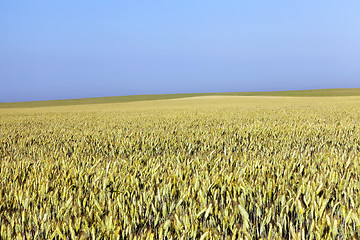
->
[1,96,360,239]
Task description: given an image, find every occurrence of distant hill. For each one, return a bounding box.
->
[1,88,360,109]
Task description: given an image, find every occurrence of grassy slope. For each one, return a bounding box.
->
[1,88,359,109]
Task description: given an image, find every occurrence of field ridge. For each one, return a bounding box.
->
[1,88,360,108]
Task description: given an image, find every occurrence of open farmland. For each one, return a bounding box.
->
[1,95,360,239]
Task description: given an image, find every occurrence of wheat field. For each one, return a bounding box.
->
[1,96,360,239]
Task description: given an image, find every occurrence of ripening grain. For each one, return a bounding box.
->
[1,96,360,239]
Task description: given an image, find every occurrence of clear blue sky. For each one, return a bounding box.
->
[1,1,359,102]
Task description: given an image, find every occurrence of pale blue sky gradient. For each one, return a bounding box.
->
[1,1,360,102]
